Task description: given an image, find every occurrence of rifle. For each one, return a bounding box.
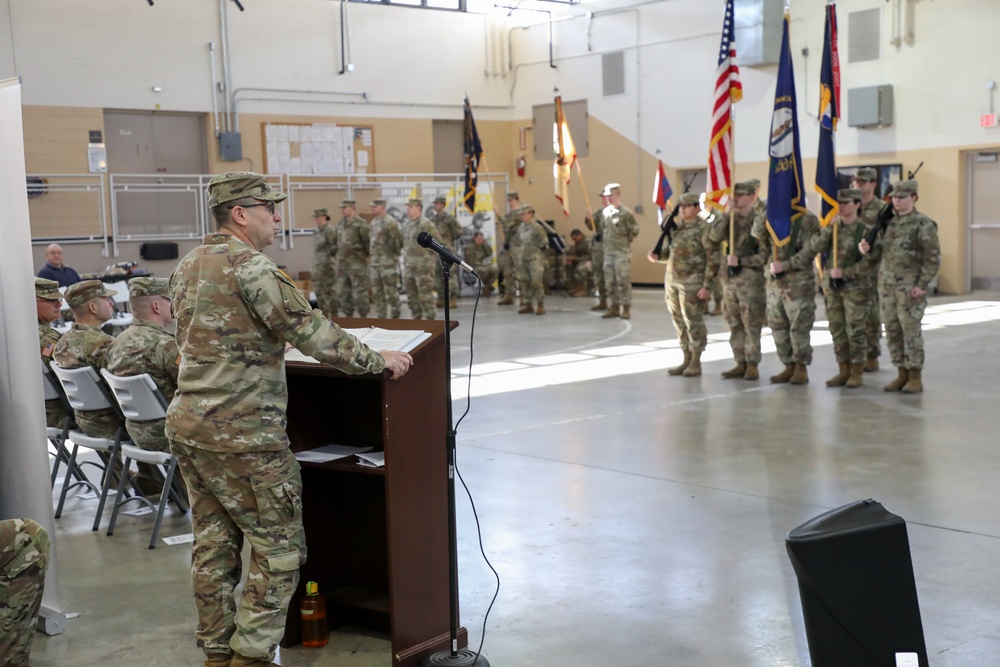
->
[650,204,680,259]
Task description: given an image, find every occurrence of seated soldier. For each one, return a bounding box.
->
[0,518,50,666]
[463,232,499,297]
[52,280,121,439]
[36,277,69,428]
[563,228,593,297]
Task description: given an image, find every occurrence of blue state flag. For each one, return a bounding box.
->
[765,13,808,246]
[815,3,840,227]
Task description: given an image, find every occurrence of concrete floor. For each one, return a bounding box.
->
[32,288,1000,667]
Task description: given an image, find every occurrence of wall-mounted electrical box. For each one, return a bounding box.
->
[219,132,243,161]
[848,85,894,128]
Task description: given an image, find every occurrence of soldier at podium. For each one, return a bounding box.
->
[166,172,413,667]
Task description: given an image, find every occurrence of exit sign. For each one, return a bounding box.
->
[981,113,998,127]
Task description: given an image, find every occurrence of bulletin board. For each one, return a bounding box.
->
[262,122,375,175]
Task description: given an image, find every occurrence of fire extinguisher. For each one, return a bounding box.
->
[516,155,526,177]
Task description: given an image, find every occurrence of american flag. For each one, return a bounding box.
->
[706,0,743,210]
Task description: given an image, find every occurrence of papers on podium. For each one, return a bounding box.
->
[295,443,373,463]
[356,452,385,468]
[284,327,430,365]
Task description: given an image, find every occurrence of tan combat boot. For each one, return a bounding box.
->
[668,351,692,376]
[789,362,809,385]
[620,305,631,320]
[845,363,864,388]
[535,303,546,315]
[682,351,703,377]
[770,363,795,383]
[901,368,923,393]
[883,367,909,392]
[721,361,747,379]
[498,294,514,305]
[229,654,294,667]
[591,299,607,311]
[517,304,534,314]
[601,305,620,319]
[436,297,445,308]
[710,302,723,316]
[864,355,879,372]
[743,363,759,381]
[826,363,849,387]
[204,653,232,667]
[449,297,458,308]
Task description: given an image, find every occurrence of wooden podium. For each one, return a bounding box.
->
[281,318,466,666]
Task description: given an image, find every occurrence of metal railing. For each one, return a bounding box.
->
[27,174,110,257]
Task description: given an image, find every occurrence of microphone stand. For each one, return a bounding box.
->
[423,259,490,667]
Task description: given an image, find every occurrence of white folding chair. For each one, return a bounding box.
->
[101,370,189,549]
[102,280,134,334]
[50,364,128,531]
[41,362,85,489]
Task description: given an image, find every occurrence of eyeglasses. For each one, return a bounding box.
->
[233,201,276,214]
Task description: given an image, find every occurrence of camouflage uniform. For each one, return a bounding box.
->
[591,207,606,302]
[400,208,439,319]
[709,207,769,366]
[660,217,717,354]
[53,315,120,439]
[312,215,338,317]
[37,278,68,429]
[601,203,640,308]
[332,205,371,317]
[463,241,499,294]
[564,235,593,293]
[431,202,464,301]
[810,215,880,366]
[168,217,387,662]
[497,198,522,299]
[369,208,404,319]
[753,211,821,366]
[516,210,550,311]
[875,202,940,370]
[859,195,889,360]
[0,519,50,666]
[106,307,179,453]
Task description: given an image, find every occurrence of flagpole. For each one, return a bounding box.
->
[574,162,596,228]
[729,100,736,252]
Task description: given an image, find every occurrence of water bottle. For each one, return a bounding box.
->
[299,580,329,648]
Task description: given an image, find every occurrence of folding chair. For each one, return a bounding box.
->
[102,281,133,334]
[41,362,85,489]
[101,370,189,549]
[50,364,128,532]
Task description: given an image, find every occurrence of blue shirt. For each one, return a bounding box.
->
[37,263,82,287]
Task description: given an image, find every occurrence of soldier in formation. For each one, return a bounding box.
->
[515,203,550,315]
[332,199,371,317]
[430,195,463,308]
[497,192,523,306]
[808,188,880,388]
[600,183,640,320]
[368,198,404,319]
[648,192,717,377]
[853,167,888,371]
[588,190,610,312]
[311,207,338,318]
[859,179,940,393]
[401,197,439,320]
[464,231,499,297]
[166,172,412,667]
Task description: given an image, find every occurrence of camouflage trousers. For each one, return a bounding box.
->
[74,407,122,440]
[711,275,724,307]
[0,518,50,667]
[404,262,437,319]
[336,260,371,317]
[45,398,68,429]
[864,282,882,358]
[592,243,605,299]
[603,251,633,307]
[824,284,871,365]
[125,417,170,453]
[172,444,306,663]
[880,283,927,369]
[370,264,402,319]
[517,255,546,307]
[666,279,708,353]
[497,248,519,296]
[472,265,499,294]
[766,277,817,365]
[312,268,338,318]
[722,270,766,364]
[566,260,593,292]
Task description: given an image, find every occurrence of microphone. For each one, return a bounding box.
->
[416,231,476,273]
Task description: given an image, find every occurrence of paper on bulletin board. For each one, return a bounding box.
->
[357,150,369,167]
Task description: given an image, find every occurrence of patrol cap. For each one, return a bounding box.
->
[339,198,356,208]
[369,198,387,206]
[406,197,423,207]
[313,208,328,217]
[678,192,701,206]
[507,191,520,200]
[518,203,536,215]
[433,196,448,205]
[602,183,621,196]
[855,167,878,181]
[35,278,61,301]
[837,188,863,203]
[128,276,170,299]
[893,179,919,195]
[733,180,755,196]
[748,178,762,190]
[207,172,287,208]
[64,279,115,309]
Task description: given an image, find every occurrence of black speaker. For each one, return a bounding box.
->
[786,499,928,667]
[140,242,179,261]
